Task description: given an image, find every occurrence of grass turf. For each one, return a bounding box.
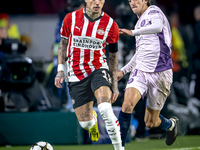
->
[0,135,200,150]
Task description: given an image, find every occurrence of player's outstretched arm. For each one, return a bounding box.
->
[120,18,163,37]
[55,38,68,88]
[132,18,163,36]
[119,29,133,36]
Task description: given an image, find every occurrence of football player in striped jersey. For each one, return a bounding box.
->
[55,0,122,149]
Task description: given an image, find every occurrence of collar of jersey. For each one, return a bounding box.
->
[83,9,103,22]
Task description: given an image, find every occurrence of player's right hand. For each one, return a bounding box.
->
[117,70,124,81]
[119,29,133,36]
[55,71,65,88]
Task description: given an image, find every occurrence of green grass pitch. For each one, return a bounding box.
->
[0,135,200,150]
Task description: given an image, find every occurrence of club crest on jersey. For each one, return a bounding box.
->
[141,20,146,27]
[97,29,105,35]
[140,19,151,27]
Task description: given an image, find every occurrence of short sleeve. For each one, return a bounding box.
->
[106,21,119,43]
[60,13,72,39]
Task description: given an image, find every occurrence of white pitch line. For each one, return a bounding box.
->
[158,147,200,150]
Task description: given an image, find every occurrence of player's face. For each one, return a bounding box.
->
[85,0,105,14]
[128,0,148,17]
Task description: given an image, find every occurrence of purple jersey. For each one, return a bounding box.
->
[122,5,173,74]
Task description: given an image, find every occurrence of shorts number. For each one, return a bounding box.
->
[102,70,111,83]
[130,69,138,78]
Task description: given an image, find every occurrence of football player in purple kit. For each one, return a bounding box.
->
[117,0,179,149]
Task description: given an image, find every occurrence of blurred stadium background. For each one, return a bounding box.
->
[0,0,200,149]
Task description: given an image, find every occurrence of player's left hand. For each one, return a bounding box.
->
[111,89,119,104]
[119,29,133,36]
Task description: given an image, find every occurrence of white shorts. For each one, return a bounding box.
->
[126,69,173,110]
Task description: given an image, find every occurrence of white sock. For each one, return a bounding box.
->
[168,118,175,131]
[98,102,122,150]
[114,143,123,150]
[122,147,125,150]
[79,115,96,130]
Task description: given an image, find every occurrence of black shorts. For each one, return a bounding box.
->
[68,68,111,109]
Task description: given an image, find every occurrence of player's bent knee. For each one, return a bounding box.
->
[122,101,134,113]
[124,100,134,107]
[96,96,110,105]
[79,120,94,130]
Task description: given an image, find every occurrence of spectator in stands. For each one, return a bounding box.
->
[0,13,20,40]
[0,27,7,45]
[0,27,8,64]
[169,10,188,82]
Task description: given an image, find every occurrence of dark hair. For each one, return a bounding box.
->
[146,0,154,6]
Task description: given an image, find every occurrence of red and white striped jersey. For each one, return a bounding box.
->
[60,8,119,82]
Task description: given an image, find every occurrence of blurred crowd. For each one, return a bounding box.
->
[0,0,200,140]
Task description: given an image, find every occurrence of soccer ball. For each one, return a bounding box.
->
[30,141,53,150]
